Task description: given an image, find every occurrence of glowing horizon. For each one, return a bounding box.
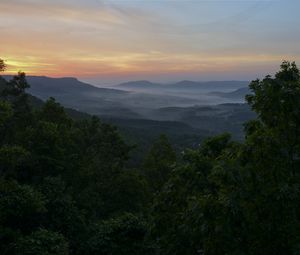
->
[1,0,300,84]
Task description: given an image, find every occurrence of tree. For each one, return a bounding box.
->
[105,170,150,216]
[143,134,176,193]
[0,180,46,231]
[0,61,154,254]
[150,134,239,255]
[0,101,12,126]
[0,59,6,72]
[71,117,132,219]
[238,61,300,254]
[0,180,47,254]
[38,97,72,126]
[37,177,87,254]
[246,60,300,166]
[15,229,69,255]
[0,146,30,180]
[17,98,80,183]
[86,213,152,255]
[151,61,300,255]
[1,72,33,135]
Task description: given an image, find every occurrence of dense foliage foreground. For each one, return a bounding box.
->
[1,61,300,254]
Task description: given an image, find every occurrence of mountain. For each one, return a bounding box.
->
[2,76,206,117]
[3,75,127,98]
[2,75,138,117]
[115,80,249,93]
[25,76,125,97]
[1,76,92,120]
[0,76,253,124]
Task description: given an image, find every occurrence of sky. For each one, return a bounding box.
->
[1,0,300,85]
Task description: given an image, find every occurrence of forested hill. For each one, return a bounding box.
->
[2,75,127,96]
[1,61,300,254]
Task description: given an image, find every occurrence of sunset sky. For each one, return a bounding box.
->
[1,0,300,85]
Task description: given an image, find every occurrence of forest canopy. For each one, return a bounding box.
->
[0,60,300,254]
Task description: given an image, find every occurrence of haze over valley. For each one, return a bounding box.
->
[2,75,250,113]
[3,75,254,141]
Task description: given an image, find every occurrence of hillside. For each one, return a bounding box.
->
[147,103,256,140]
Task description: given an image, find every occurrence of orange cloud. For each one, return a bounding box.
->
[3,51,297,79]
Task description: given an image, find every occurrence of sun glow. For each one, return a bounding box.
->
[1,0,300,82]
[2,52,296,79]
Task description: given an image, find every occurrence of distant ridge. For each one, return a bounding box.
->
[116,80,249,91]
[3,75,126,95]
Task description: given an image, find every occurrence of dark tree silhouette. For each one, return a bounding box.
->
[0,59,6,72]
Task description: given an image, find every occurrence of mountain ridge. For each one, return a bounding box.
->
[116,80,249,91]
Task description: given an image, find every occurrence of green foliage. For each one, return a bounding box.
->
[0,100,12,126]
[0,100,13,143]
[15,228,69,255]
[151,61,300,255]
[199,132,233,159]
[70,117,139,219]
[0,179,47,254]
[150,134,236,255]
[2,59,300,255]
[0,64,151,254]
[102,170,150,216]
[143,134,176,192]
[25,120,69,178]
[86,213,152,255]
[37,177,87,253]
[0,180,46,229]
[0,146,30,179]
[37,97,72,125]
[238,61,300,254]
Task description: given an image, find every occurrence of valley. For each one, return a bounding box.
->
[3,75,255,160]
